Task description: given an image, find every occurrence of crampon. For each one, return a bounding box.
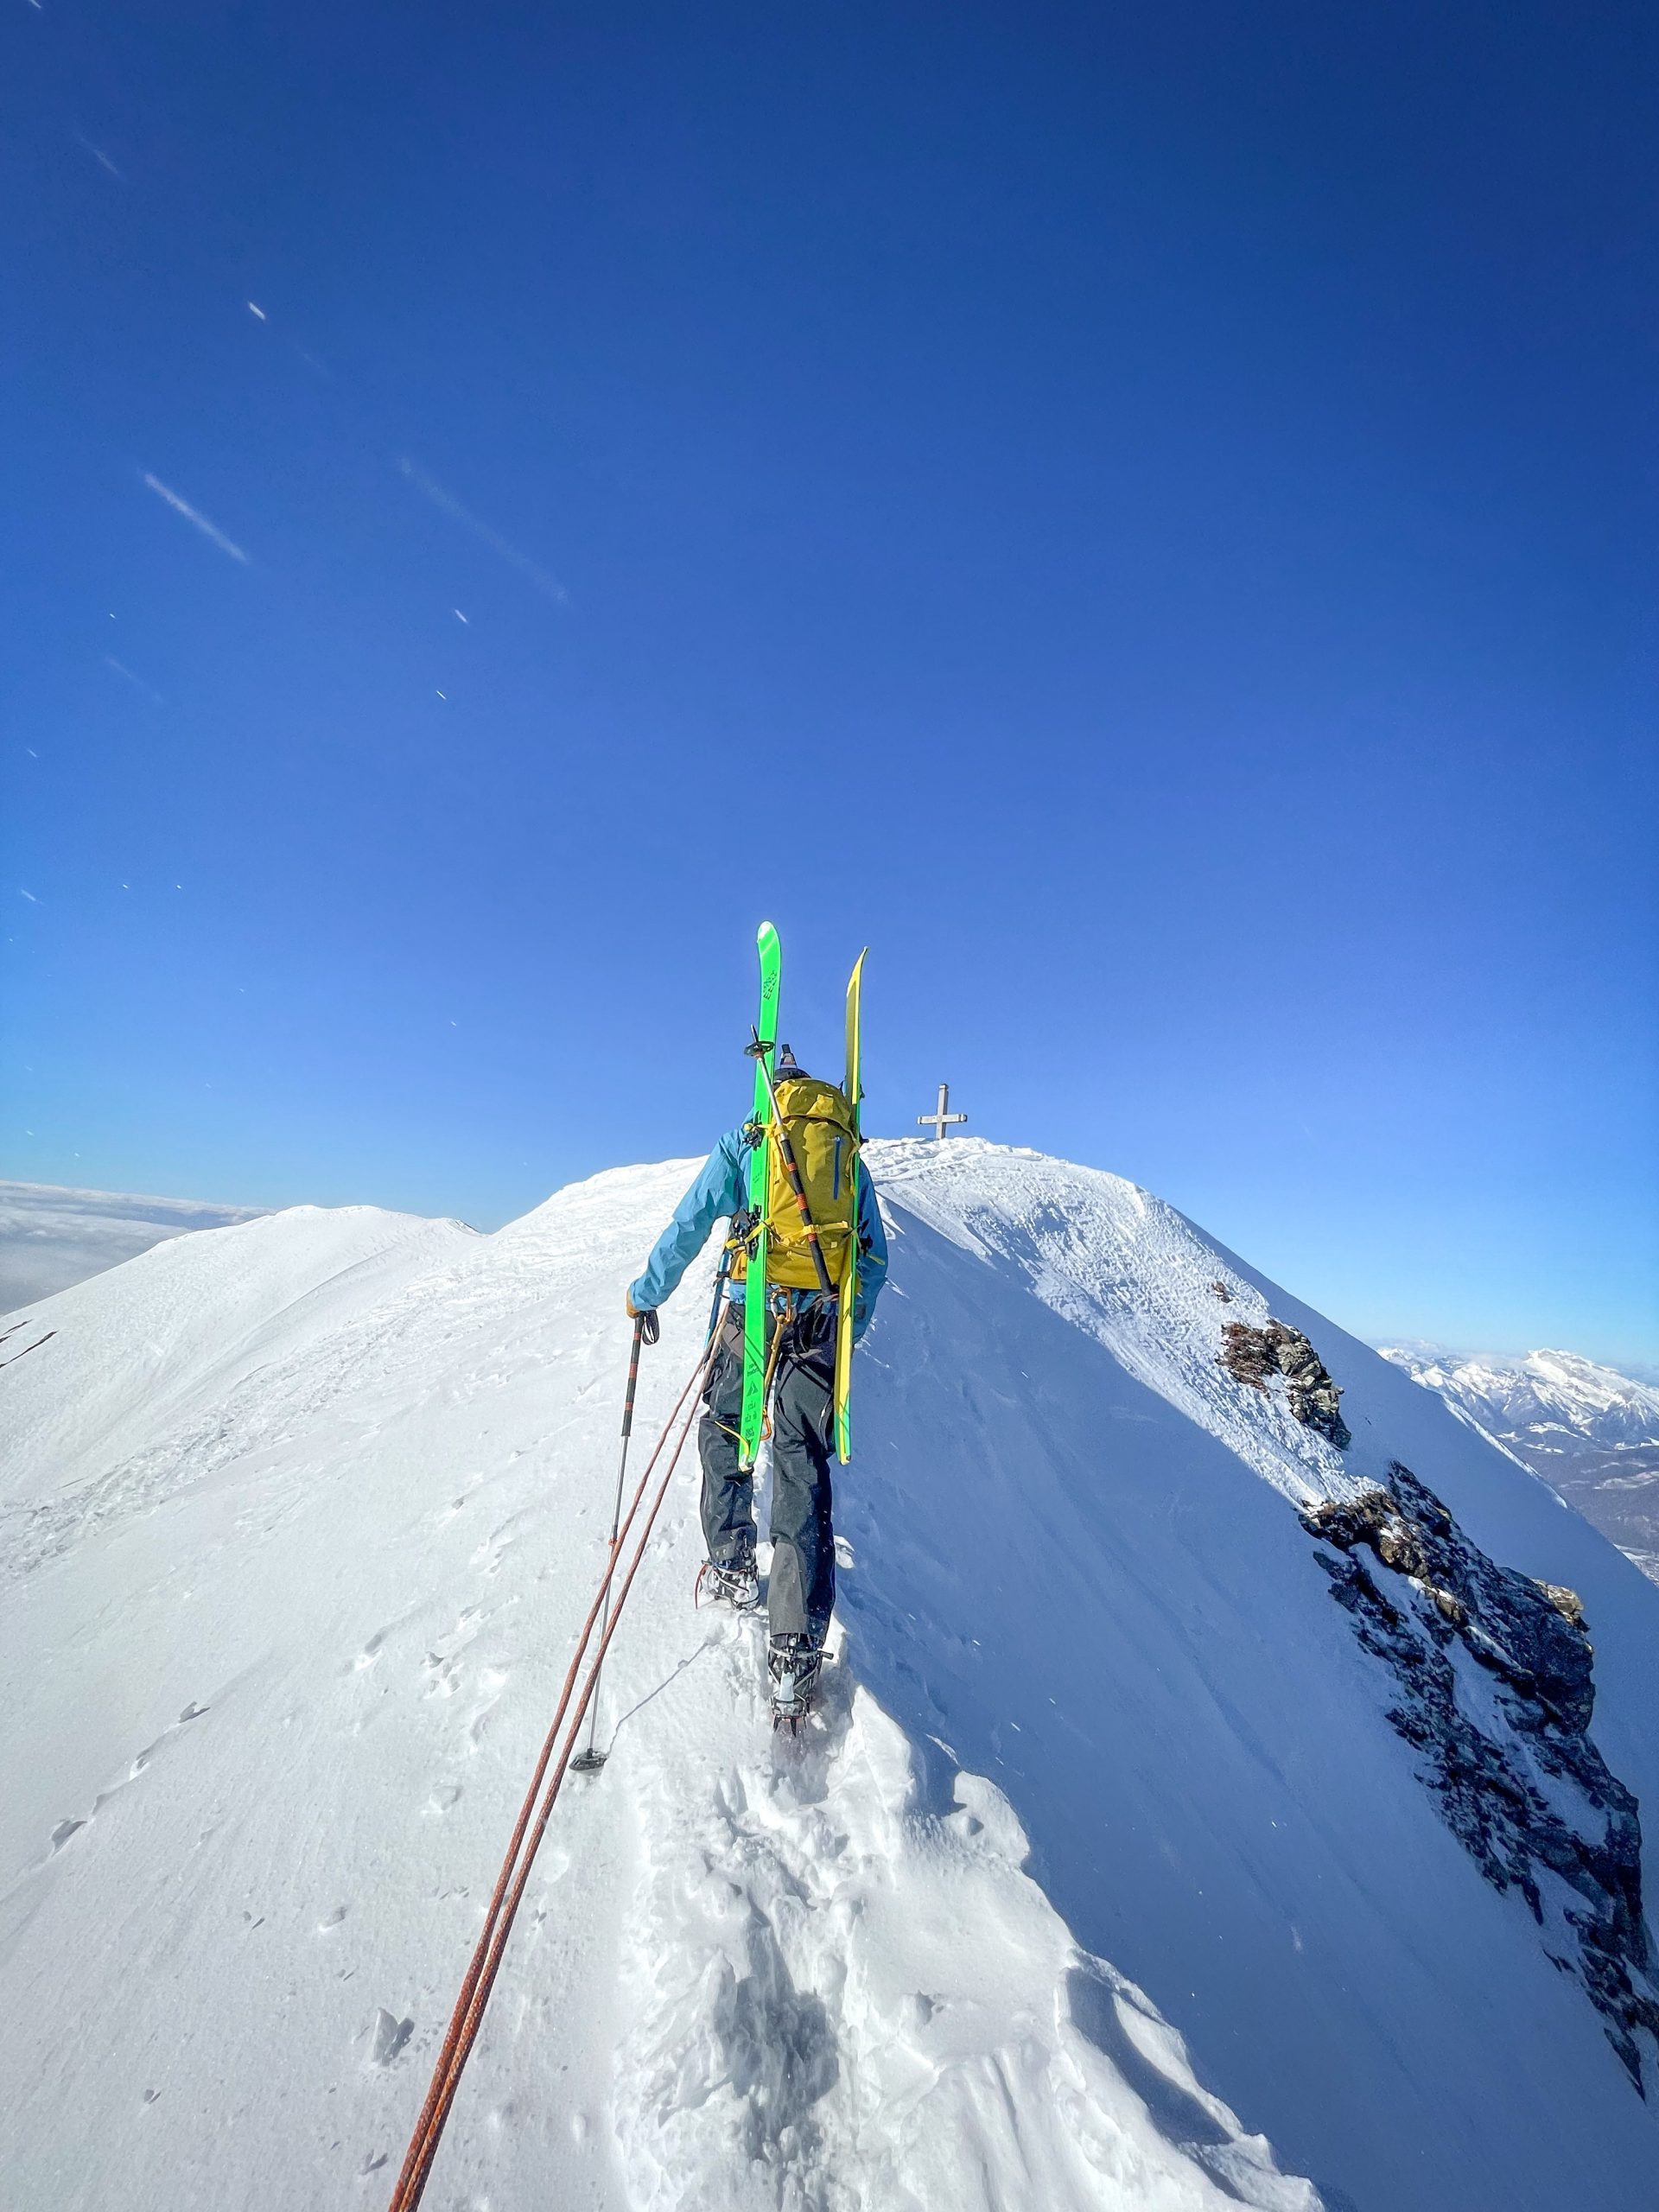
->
[695,1556,760,1611]
[768,1633,823,1733]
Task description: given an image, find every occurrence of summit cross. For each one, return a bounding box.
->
[918,1083,968,1141]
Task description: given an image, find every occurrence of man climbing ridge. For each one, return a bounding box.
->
[626,928,887,1728]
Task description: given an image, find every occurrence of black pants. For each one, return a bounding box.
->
[699,1300,836,1643]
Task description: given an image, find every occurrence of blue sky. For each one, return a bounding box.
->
[3,3,1654,1364]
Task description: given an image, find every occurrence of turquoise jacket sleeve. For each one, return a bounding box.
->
[627,1129,748,1313]
[851,1160,887,1341]
[628,1128,888,1340]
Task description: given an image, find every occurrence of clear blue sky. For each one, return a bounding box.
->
[3,3,1654,1364]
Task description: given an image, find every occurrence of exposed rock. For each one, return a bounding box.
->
[1536,1581,1587,1630]
[1209,1279,1234,1302]
[1219,1320,1351,1449]
[1219,1320,1274,1392]
[1302,1462,1659,2091]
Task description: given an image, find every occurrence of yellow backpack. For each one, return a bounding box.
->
[734,1076,861,1290]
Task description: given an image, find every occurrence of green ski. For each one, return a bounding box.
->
[833,949,867,1462]
[739,921,782,1468]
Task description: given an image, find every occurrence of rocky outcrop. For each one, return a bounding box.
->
[1302,1462,1659,2091]
[1219,1320,1351,1449]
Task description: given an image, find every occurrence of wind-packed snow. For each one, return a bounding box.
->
[0,1180,270,1313]
[3,1141,1656,2211]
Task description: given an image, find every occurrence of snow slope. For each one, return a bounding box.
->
[3,1142,1656,2212]
[0,1180,269,1312]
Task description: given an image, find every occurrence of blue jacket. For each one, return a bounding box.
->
[629,1128,888,1339]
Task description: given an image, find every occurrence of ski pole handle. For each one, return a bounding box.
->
[620,1309,658,1441]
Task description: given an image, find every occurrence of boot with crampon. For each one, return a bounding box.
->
[768,1632,822,1730]
[696,1554,760,1610]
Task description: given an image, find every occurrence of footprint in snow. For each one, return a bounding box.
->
[130,1701,211,1776]
[319,1905,349,1931]
[471,1533,515,1578]
[369,2010,414,2068]
[424,1784,463,1815]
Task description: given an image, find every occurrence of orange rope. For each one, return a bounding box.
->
[385,1341,715,2212]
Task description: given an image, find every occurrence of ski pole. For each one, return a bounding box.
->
[746,1029,836,1296]
[571,1306,658,1774]
[704,1249,734,1347]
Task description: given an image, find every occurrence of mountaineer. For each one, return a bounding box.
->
[626,1033,887,1726]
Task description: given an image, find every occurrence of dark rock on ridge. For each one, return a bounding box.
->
[1302,1461,1659,2091]
[1219,1320,1352,1449]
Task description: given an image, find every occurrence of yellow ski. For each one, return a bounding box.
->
[833,948,867,1462]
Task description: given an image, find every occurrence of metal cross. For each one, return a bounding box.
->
[918,1083,968,1140]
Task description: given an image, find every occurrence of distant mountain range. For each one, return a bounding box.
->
[1377,1345,1659,1584]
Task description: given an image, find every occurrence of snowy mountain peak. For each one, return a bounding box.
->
[1379,1343,1659,1448]
[5,1142,1657,2210]
[1378,1341,1659,1584]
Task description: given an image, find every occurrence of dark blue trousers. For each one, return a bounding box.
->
[698,1300,836,1642]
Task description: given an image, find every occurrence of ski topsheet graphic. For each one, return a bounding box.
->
[834,947,867,1463]
[739,921,781,1468]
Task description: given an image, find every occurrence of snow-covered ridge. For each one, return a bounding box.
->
[0,1179,270,1313]
[1,1203,478,1578]
[3,1141,1656,2211]
[874,1141,1364,1506]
